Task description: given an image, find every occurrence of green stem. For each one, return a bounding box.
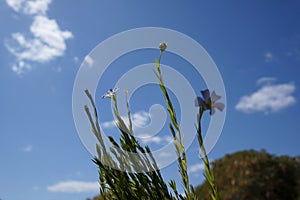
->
[155,50,193,200]
[197,107,219,200]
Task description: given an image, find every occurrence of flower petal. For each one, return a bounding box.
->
[112,87,120,93]
[102,87,120,98]
[211,91,221,102]
[195,97,205,107]
[214,102,225,112]
[201,89,210,101]
[101,93,110,98]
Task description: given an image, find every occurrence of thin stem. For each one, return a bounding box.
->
[155,50,193,200]
[197,107,219,200]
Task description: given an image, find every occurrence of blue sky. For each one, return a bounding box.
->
[1,1,300,200]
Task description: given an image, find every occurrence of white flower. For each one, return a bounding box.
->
[101,87,119,99]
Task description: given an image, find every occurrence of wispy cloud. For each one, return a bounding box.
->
[6,0,52,15]
[47,181,98,193]
[236,79,296,114]
[131,111,150,128]
[188,163,205,173]
[264,51,275,63]
[6,0,22,11]
[7,16,73,63]
[101,120,116,129]
[138,134,173,144]
[256,77,277,85]
[84,55,94,67]
[23,145,33,152]
[5,0,73,75]
[101,110,150,129]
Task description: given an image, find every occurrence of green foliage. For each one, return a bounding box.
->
[85,89,174,200]
[195,150,300,200]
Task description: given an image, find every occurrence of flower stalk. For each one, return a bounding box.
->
[195,89,224,200]
[154,43,197,200]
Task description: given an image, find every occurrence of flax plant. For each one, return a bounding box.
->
[84,42,224,200]
[154,43,197,200]
[195,90,225,200]
[84,89,174,199]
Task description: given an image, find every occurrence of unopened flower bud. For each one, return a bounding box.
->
[159,42,167,52]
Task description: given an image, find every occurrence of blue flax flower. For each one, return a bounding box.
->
[195,89,225,115]
[101,87,119,99]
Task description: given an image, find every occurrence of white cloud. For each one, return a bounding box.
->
[23,0,52,15]
[11,60,31,75]
[138,134,173,144]
[84,55,94,67]
[5,0,73,75]
[6,0,24,12]
[7,16,73,62]
[131,111,150,128]
[23,145,33,152]
[6,0,52,15]
[256,77,277,85]
[101,120,116,129]
[189,163,205,173]
[236,81,296,113]
[47,181,99,193]
[264,52,274,63]
[101,111,150,129]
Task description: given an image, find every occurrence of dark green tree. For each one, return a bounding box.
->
[195,150,300,200]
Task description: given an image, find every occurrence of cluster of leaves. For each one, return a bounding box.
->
[195,150,300,200]
[85,90,174,199]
